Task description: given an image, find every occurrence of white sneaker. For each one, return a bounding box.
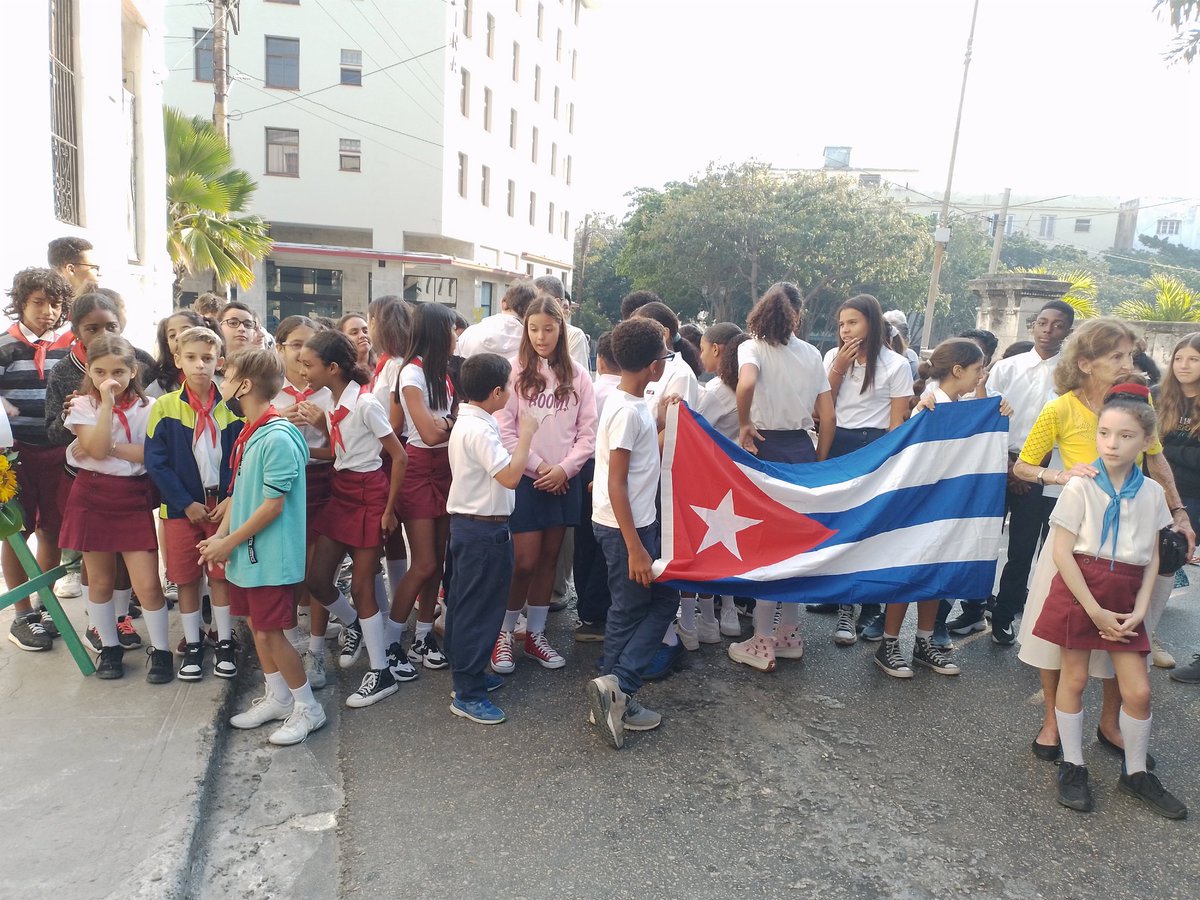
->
[719,604,741,637]
[675,621,700,651]
[305,649,328,689]
[268,704,327,746]
[696,618,722,644]
[53,571,82,600]
[289,625,311,656]
[230,692,294,729]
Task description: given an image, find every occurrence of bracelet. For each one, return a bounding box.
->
[1037,468,1046,485]
[1171,506,1187,514]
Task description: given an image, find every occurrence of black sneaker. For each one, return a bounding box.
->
[574,621,606,642]
[116,615,142,649]
[1118,770,1188,820]
[1056,761,1094,812]
[95,645,124,680]
[145,647,175,684]
[913,636,961,675]
[409,633,449,670]
[8,613,54,651]
[339,619,363,669]
[946,605,987,635]
[36,606,60,638]
[214,639,237,679]
[991,620,1016,645]
[86,625,103,652]
[387,642,420,682]
[1169,653,1200,684]
[345,667,399,708]
[874,637,913,679]
[178,641,205,681]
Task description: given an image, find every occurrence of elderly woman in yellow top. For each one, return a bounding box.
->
[1012,317,1195,765]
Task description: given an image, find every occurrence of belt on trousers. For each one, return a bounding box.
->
[459,513,509,523]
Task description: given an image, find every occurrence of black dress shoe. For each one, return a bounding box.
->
[1032,738,1062,761]
[1096,727,1156,771]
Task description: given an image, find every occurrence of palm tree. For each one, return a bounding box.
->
[165,106,272,301]
[1012,267,1100,319]
[1113,273,1200,321]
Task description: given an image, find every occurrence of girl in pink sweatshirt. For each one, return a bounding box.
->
[493,295,597,673]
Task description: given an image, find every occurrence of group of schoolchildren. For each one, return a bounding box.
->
[0,244,1194,817]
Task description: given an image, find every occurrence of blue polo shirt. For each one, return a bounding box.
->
[226,418,309,588]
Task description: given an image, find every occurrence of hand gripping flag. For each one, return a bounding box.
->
[652,399,1008,604]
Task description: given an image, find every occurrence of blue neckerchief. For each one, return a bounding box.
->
[1092,458,1144,571]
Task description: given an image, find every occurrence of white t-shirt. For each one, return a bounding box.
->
[988,349,1060,453]
[457,314,524,362]
[644,353,698,424]
[66,394,153,476]
[397,358,454,450]
[823,345,913,430]
[273,381,333,461]
[326,382,393,473]
[1049,472,1170,567]
[592,389,660,530]
[371,357,402,412]
[593,373,621,423]
[738,336,829,432]
[696,377,739,441]
[567,324,590,373]
[447,404,515,516]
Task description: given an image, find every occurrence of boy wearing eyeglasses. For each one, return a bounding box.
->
[218,301,258,357]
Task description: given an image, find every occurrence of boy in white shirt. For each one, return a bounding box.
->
[587,319,680,750]
[444,353,538,725]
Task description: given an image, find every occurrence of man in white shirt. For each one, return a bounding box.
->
[457,281,537,362]
[948,300,1074,643]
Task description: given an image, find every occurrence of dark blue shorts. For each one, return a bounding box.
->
[509,473,583,533]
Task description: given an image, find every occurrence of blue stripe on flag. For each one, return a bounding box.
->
[662,559,998,605]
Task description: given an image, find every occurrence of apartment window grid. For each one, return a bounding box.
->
[266,128,300,176]
[481,88,493,132]
[556,29,563,61]
[339,138,361,171]
[486,14,496,58]
[481,165,491,206]
[512,42,520,81]
[551,142,557,175]
[990,214,1015,237]
[1074,218,1091,233]
[507,179,516,217]
[50,0,79,224]
[568,102,574,134]
[565,155,572,186]
[1158,218,1182,236]
[458,152,468,198]
[571,49,577,79]
[340,49,362,85]
[462,0,473,37]
[194,27,215,81]
[553,86,560,119]
[1038,215,1056,239]
[534,65,541,101]
[537,3,544,38]
[460,69,471,117]
[562,210,570,240]
[548,201,555,235]
[574,0,581,26]
[529,191,537,226]
[509,108,518,148]
[531,126,539,163]
[265,36,300,89]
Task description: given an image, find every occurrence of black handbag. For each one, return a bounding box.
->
[1158,527,1188,575]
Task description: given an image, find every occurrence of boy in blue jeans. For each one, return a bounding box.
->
[444,353,537,724]
[587,318,680,749]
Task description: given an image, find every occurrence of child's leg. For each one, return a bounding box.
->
[883,602,908,637]
[305,536,358,625]
[1099,677,1123,746]
[416,514,450,624]
[208,576,232,641]
[1110,651,1152,774]
[698,595,717,625]
[446,519,513,703]
[678,592,698,631]
[1036,668,1061,746]
[246,624,293,707]
[350,546,387,669]
[507,530,544,617]
[389,518,439,626]
[82,552,119,647]
[915,599,939,635]
[775,600,800,634]
[177,580,203,643]
[752,600,776,638]
[1055,649,1091,765]
[122,550,168,650]
[524,526,566,636]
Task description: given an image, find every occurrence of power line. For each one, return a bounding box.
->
[365,0,446,105]
[170,20,215,70]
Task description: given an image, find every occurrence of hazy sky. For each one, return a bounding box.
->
[573,0,1199,216]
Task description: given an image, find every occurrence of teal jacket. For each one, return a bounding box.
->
[144,384,243,518]
[226,417,308,589]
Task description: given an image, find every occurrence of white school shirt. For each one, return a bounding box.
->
[1049,473,1170,567]
[987,349,1060,453]
[272,380,333,462]
[643,353,698,423]
[183,385,223,489]
[397,358,453,450]
[823,345,913,430]
[326,381,393,473]
[567,324,590,373]
[593,389,660,530]
[593,373,621,422]
[65,394,153,476]
[457,313,524,362]
[446,404,515,516]
[738,336,829,432]
[372,357,402,410]
[695,377,739,441]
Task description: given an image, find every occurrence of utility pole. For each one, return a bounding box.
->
[211,0,234,137]
[987,187,1011,274]
[919,0,982,353]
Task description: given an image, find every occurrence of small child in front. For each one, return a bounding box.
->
[587,318,680,749]
[444,353,537,724]
[201,348,325,746]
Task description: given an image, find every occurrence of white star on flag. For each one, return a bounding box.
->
[689,490,763,561]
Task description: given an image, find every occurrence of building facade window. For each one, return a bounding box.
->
[194,27,215,81]
[50,0,79,224]
[534,65,541,101]
[574,0,581,26]
[551,142,557,175]
[556,29,563,61]
[481,165,491,206]
[339,138,361,171]
[990,213,1014,237]
[507,179,516,217]
[486,14,496,57]
[565,155,572,185]
[1157,218,1182,236]
[531,126,539,163]
[509,108,518,148]
[265,36,300,89]
[568,102,574,134]
[529,191,537,226]
[537,3,544,38]
[571,49,577,79]
[460,68,471,117]
[340,49,362,85]
[553,86,560,118]
[1038,215,1056,239]
[1074,217,1091,233]
[483,87,493,131]
[562,211,570,240]
[266,128,299,176]
[462,0,473,37]
[548,201,555,234]
[458,152,468,198]
[512,42,520,81]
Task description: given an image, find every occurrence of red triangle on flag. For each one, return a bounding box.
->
[659,405,835,582]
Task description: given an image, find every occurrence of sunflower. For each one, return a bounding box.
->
[0,467,18,504]
[0,454,9,474]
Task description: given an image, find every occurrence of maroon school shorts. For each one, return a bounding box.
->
[229,582,297,631]
[305,463,333,543]
[14,442,67,538]
[58,471,157,553]
[1033,554,1150,653]
[398,445,451,520]
[315,468,389,549]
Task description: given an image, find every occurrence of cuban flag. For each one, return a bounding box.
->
[652,399,1009,604]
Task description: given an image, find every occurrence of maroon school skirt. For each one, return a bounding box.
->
[399,445,451,520]
[305,464,333,543]
[59,470,158,553]
[315,468,388,549]
[1033,554,1150,653]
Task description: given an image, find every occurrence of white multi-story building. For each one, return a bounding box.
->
[2,0,172,350]
[1116,197,1200,252]
[165,0,589,329]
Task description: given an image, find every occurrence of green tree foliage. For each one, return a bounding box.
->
[572,213,630,327]
[1157,0,1200,63]
[1113,274,1200,321]
[165,106,272,300]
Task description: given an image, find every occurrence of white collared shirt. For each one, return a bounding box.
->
[823,345,913,429]
[988,349,1061,452]
[325,380,393,473]
[447,404,514,516]
[696,377,739,440]
[66,395,153,476]
[397,359,453,449]
[457,313,524,362]
[644,353,698,423]
[19,322,56,343]
[272,381,332,458]
[739,336,829,432]
[567,324,590,373]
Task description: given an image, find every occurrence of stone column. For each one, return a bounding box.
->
[970,274,1071,357]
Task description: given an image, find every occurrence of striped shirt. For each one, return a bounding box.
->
[0,323,72,445]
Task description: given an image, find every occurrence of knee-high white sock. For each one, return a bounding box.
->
[1119,708,1152,775]
[88,599,119,647]
[526,605,549,634]
[359,612,387,670]
[1056,708,1085,766]
[290,681,319,713]
[112,588,132,619]
[309,632,326,655]
[777,602,800,630]
[386,558,408,591]
[181,610,202,645]
[678,596,697,630]
[385,617,405,647]
[212,604,233,641]
[264,670,291,704]
[502,609,521,633]
[698,596,717,624]
[753,601,777,638]
[325,592,357,625]
[415,619,433,640]
[373,572,390,618]
[144,605,170,651]
[720,595,735,612]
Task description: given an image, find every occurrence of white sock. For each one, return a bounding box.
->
[290,681,319,712]
[661,622,679,646]
[916,627,933,640]
[88,599,119,647]
[777,602,800,629]
[113,588,132,619]
[698,597,717,624]
[373,572,390,618]
[883,631,900,640]
[144,605,170,651]
[526,605,549,634]
[415,619,433,640]
[385,617,406,647]
[212,604,233,641]
[720,595,735,612]
[182,610,202,645]
[1056,708,1085,766]
[502,609,521,633]
[325,592,357,625]
[309,633,325,655]
[359,612,387,669]
[284,626,302,645]
[678,596,697,631]
[81,583,90,604]
[1119,708,1152,775]
[386,558,408,591]
[264,670,291,705]
[752,601,776,638]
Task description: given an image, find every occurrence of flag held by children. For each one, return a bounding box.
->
[653,400,1009,604]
